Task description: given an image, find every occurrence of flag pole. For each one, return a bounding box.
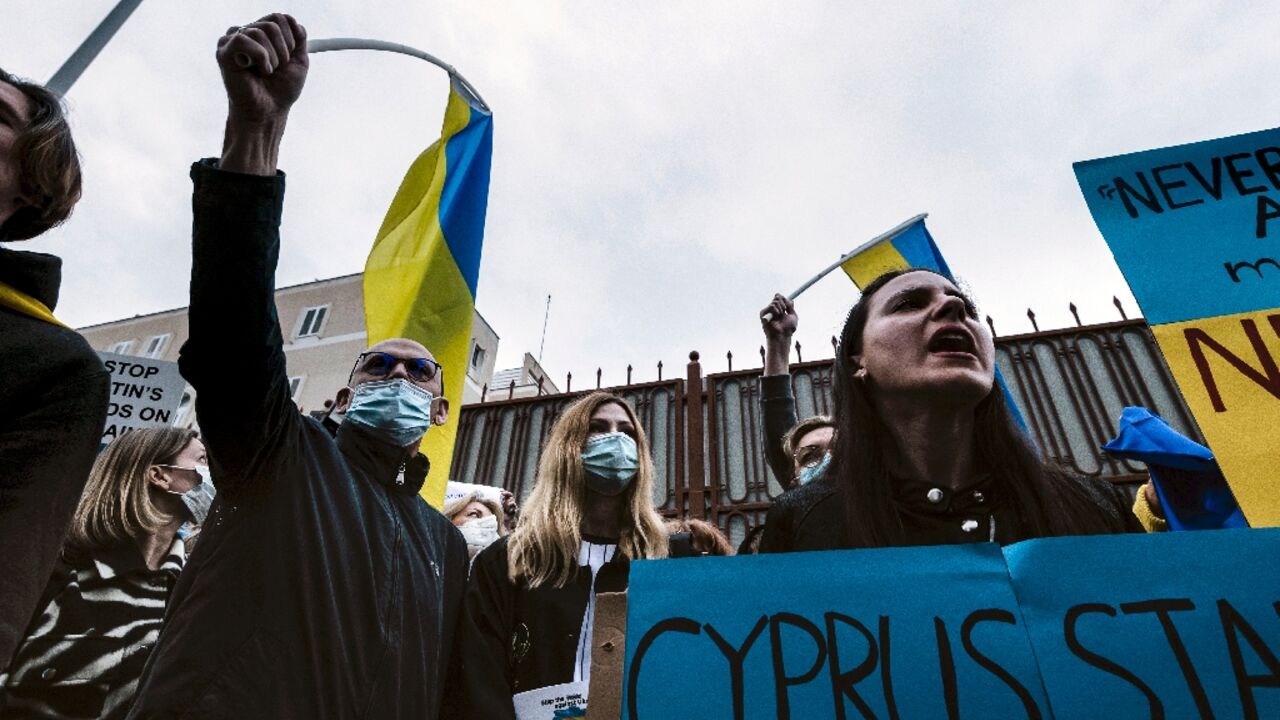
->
[46,0,146,97]
[762,212,927,321]
[235,37,490,112]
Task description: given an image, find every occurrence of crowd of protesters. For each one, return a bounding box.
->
[0,12,1170,719]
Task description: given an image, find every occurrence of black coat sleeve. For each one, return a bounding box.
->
[446,538,517,720]
[760,374,798,486]
[0,326,108,666]
[178,160,299,503]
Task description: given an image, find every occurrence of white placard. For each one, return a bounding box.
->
[98,351,186,444]
[512,680,588,719]
[445,480,505,506]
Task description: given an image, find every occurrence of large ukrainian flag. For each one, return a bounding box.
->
[363,77,493,507]
[840,215,1029,431]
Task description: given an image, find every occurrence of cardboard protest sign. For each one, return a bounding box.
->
[623,545,1048,719]
[1006,528,1280,720]
[622,530,1280,720]
[97,351,186,444]
[1074,130,1280,525]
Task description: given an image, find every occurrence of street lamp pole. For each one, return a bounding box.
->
[46,0,145,97]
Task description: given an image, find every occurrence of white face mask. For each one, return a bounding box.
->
[163,465,216,525]
[458,515,500,557]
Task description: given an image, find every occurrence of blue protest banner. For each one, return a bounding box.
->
[1005,528,1280,720]
[623,545,1049,719]
[1074,129,1280,524]
[1073,127,1280,326]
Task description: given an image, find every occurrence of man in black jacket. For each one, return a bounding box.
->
[128,15,467,718]
[0,67,107,668]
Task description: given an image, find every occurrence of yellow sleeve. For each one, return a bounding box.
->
[1132,484,1169,533]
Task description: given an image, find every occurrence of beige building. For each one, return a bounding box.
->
[488,352,560,400]
[78,273,502,426]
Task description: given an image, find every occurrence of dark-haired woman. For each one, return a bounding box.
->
[0,67,107,667]
[761,268,1139,552]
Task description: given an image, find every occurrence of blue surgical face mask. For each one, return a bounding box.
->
[796,453,831,486]
[165,466,216,525]
[343,378,435,447]
[581,432,640,496]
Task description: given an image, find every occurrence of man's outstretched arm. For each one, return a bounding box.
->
[179,14,309,500]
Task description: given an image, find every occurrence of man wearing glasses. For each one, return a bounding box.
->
[130,16,466,720]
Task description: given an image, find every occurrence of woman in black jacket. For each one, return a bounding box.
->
[447,391,668,719]
[762,268,1140,552]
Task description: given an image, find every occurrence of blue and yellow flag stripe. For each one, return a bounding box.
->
[838,217,1029,432]
[363,79,493,507]
[840,220,953,288]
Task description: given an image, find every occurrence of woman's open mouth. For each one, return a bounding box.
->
[927,327,978,359]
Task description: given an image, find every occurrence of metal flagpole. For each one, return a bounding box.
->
[538,294,551,364]
[46,0,146,97]
[236,37,490,112]
[762,212,928,321]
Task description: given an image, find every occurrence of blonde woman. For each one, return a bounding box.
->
[447,392,668,719]
[1,427,211,719]
[443,491,508,559]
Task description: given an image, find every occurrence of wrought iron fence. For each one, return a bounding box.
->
[450,319,1199,547]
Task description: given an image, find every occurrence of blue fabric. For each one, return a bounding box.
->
[891,220,955,280]
[1102,406,1247,530]
[439,95,493,298]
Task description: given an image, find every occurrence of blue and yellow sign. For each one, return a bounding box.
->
[1074,129,1280,525]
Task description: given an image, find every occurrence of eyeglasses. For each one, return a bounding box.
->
[794,448,826,469]
[350,352,442,383]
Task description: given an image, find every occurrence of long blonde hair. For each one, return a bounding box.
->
[65,427,197,556]
[507,392,668,587]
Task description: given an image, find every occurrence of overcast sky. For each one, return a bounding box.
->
[6,2,1278,385]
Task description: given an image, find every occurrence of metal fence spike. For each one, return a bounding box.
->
[1113,295,1128,320]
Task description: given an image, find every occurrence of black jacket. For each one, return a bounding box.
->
[446,536,629,720]
[760,374,798,487]
[759,475,843,553]
[761,472,1142,552]
[127,161,468,719]
[0,246,109,668]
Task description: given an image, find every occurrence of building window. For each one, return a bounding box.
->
[175,391,194,426]
[297,305,329,338]
[288,375,305,400]
[143,334,171,359]
[108,340,134,355]
[470,343,487,369]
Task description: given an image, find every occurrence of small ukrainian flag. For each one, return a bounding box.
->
[840,215,951,288]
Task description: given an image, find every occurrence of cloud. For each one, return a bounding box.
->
[5,1,1278,384]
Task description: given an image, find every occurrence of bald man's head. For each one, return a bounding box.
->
[332,337,449,428]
